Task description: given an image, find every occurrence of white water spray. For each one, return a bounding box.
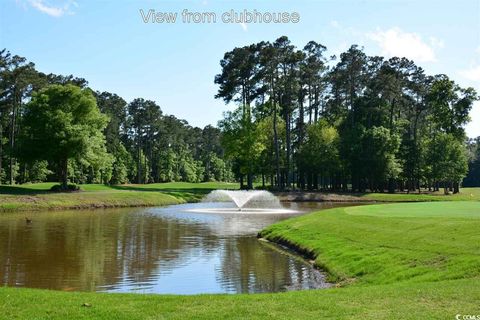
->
[197,190,297,214]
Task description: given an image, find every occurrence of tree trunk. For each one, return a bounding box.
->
[60,158,68,190]
[453,182,460,194]
[247,173,253,190]
[137,138,142,184]
[273,102,280,190]
[9,92,17,185]
[285,111,291,188]
[0,121,3,184]
[388,178,395,193]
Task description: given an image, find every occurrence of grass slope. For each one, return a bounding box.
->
[1,182,479,212]
[260,202,480,285]
[359,188,480,202]
[1,278,478,320]
[0,182,239,212]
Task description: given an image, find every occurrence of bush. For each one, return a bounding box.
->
[50,183,80,192]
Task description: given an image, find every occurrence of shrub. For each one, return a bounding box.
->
[50,184,80,192]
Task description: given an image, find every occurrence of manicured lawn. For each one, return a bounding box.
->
[0,191,186,212]
[0,181,239,194]
[0,182,239,212]
[1,278,478,320]
[260,202,480,285]
[1,182,479,213]
[1,201,479,319]
[359,188,480,202]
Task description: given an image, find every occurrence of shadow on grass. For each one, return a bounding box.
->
[0,185,52,195]
[108,185,215,201]
[0,184,234,199]
[109,185,213,193]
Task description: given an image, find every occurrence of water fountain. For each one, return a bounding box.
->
[188,190,299,214]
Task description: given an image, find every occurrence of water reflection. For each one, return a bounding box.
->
[0,202,346,294]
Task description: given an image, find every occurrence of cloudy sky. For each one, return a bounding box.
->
[1,0,479,137]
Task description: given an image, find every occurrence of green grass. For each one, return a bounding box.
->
[1,182,479,213]
[1,201,479,319]
[1,278,478,320]
[358,188,480,202]
[0,182,239,212]
[0,181,239,193]
[260,202,480,285]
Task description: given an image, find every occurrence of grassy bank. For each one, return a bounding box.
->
[359,188,480,202]
[1,182,479,212]
[260,202,480,285]
[276,187,480,202]
[0,182,239,212]
[0,201,479,319]
[1,277,479,319]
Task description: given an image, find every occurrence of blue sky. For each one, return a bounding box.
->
[1,0,479,137]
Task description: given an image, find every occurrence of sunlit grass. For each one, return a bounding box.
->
[0,182,239,212]
[260,202,480,285]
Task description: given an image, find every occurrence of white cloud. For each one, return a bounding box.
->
[367,27,440,62]
[27,0,77,17]
[459,65,480,82]
[330,20,339,28]
[466,101,480,138]
[429,36,444,49]
[239,22,247,32]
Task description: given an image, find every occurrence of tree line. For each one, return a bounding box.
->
[464,137,480,187]
[0,49,234,189]
[215,36,479,193]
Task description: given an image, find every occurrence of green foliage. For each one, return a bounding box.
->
[255,114,285,176]
[426,133,468,187]
[26,160,52,182]
[463,137,480,187]
[219,106,265,187]
[50,183,80,192]
[427,77,476,139]
[204,152,234,182]
[297,120,340,176]
[215,39,478,192]
[361,126,401,180]
[109,143,133,184]
[157,149,178,182]
[1,43,477,191]
[20,84,109,189]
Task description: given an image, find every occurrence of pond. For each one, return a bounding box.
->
[0,201,355,294]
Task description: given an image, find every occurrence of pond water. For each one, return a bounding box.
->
[0,201,355,294]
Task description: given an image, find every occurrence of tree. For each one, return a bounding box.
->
[0,51,39,184]
[426,133,468,194]
[297,120,339,190]
[127,98,162,183]
[95,91,133,184]
[463,137,480,187]
[219,106,265,189]
[20,84,109,189]
[428,76,476,139]
[215,43,264,188]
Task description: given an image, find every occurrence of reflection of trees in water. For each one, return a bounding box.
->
[0,209,218,291]
[0,209,322,293]
[216,237,315,293]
